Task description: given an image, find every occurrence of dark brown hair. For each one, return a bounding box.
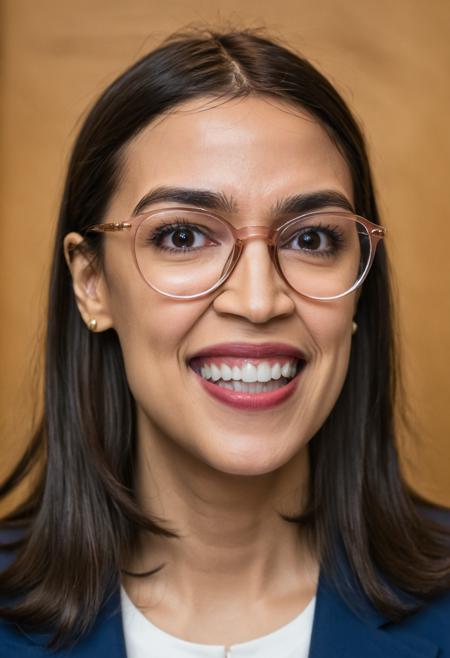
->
[1,26,449,650]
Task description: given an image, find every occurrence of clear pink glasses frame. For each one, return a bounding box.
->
[85,207,386,301]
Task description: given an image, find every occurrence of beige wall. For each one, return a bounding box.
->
[1,0,449,510]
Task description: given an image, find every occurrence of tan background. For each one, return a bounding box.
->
[1,0,449,512]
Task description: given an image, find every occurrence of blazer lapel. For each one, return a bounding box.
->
[309,556,439,658]
[71,587,127,658]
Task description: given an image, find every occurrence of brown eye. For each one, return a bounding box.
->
[296,229,323,250]
[171,227,196,248]
[147,223,212,251]
[289,228,331,252]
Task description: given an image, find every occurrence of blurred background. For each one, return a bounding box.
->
[1,0,449,513]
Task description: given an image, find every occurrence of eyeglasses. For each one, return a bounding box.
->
[84,207,386,301]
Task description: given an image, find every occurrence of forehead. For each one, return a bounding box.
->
[114,95,353,218]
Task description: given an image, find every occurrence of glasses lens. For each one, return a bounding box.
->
[277,213,371,299]
[135,209,235,297]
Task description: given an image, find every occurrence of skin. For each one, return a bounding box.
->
[64,95,357,645]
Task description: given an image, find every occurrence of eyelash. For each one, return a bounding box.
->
[145,220,346,256]
[145,220,212,252]
[281,224,345,256]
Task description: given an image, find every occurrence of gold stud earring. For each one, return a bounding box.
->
[87,318,98,332]
[352,321,358,335]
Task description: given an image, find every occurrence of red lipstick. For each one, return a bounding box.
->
[189,342,306,361]
[188,343,306,411]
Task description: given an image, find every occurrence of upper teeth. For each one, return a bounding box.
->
[200,361,297,383]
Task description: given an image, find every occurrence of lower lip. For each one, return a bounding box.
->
[191,368,302,410]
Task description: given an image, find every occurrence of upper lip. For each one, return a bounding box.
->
[188,342,307,362]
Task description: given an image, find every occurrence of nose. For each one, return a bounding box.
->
[212,239,296,323]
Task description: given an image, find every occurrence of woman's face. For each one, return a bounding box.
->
[73,96,357,476]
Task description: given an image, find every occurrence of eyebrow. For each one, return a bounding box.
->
[131,186,354,217]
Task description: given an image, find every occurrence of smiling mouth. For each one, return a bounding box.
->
[189,357,304,394]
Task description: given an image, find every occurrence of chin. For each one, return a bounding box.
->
[203,443,297,478]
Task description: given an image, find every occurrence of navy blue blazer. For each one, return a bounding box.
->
[1,525,450,657]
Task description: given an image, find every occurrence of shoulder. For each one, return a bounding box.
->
[416,499,450,527]
[0,525,27,572]
[381,588,450,658]
[0,526,29,655]
[385,502,450,651]
[315,505,450,658]
[316,566,450,658]
[0,593,125,658]
[403,587,450,632]
[0,527,126,657]
[0,526,43,656]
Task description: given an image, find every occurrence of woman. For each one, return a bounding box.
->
[0,27,449,658]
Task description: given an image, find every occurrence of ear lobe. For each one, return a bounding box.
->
[63,232,114,331]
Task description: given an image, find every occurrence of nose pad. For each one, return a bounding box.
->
[212,240,296,323]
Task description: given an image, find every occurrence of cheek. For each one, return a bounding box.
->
[106,286,212,445]
[297,297,354,410]
[103,255,208,385]
[298,295,354,353]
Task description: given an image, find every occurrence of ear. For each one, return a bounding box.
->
[63,233,114,331]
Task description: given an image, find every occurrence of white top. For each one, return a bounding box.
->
[120,585,316,658]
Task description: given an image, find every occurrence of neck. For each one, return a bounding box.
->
[122,415,318,613]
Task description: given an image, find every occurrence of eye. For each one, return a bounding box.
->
[284,226,340,254]
[147,222,215,252]
[163,225,205,249]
